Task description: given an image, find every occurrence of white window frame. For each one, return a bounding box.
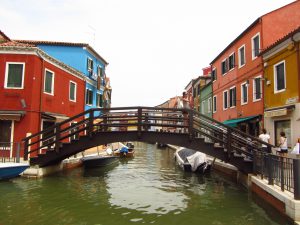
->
[228,52,235,71]
[85,88,93,106]
[96,92,102,108]
[221,58,228,75]
[97,65,102,77]
[207,97,212,113]
[274,60,286,94]
[251,33,260,60]
[253,75,262,102]
[241,82,248,105]
[87,57,93,72]
[223,90,228,110]
[212,67,217,82]
[69,81,77,102]
[238,45,246,68]
[213,95,217,113]
[229,86,236,108]
[4,62,25,89]
[44,69,55,95]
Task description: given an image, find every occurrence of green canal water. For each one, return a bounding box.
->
[0,143,293,225]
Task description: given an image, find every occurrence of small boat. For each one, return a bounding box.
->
[0,163,29,180]
[81,148,119,168]
[174,148,211,174]
[114,142,135,158]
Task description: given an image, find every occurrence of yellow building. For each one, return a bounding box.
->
[262,27,300,148]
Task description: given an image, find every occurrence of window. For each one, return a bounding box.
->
[229,87,236,108]
[212,68,217,81]
[223,90,228,110]
[87,58,93,73]
[193,88,196,97]
[213,95,217,113]
[253,76,262,101]
[5,62,25,89]
[241,82,248,105]
[228,53,235,70]
[44,69,54,95]
[69,81,77,102]
[207,97,212,113]
[252,33,260,59]
[221,59,228,75]
[274,61,286,93]
[96,93,103,107]
[201,101,205,114]
[238,45,245,67]
[86,89,93,105]
[97,66,102,77]
[197,84,200,96]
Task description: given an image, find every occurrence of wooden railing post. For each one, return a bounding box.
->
[267,154,274,185]
[24,139,29,161]
[55,125,61,153]
[137,107,142,138]
[88,110,94,137]
[226,129,232,160]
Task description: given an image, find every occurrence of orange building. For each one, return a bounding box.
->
[210,1,300,136]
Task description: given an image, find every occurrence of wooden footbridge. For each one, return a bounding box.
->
[23,107,272,173]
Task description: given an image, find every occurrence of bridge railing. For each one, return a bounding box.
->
[0,142,22,163]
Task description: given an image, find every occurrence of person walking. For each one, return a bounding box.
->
[278,131,288,156]
[259,128,270,153]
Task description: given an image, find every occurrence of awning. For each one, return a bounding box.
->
[0,111,26,121]
[42,112,69,123]
[223,115,260,127]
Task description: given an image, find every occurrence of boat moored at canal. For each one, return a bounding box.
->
[174,148,211,174]
[0,163,29,180]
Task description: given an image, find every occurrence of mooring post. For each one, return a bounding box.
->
[16,142,20,163]
[293,158,300,200]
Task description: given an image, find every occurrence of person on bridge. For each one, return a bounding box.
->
[259,128,270,153]
[278,131,288,156]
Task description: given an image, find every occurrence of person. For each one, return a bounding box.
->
[278,131,288,156]
[258,128,270,153]
[291,138,300,155]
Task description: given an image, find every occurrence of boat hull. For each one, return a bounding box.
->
[81,156,119,168]
[0,163,29,180]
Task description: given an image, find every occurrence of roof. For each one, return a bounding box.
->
[15,39,109,65]
[210,0,299,65]
[260,26,300,55]
[0,40,35,47]
[0,30,11,41]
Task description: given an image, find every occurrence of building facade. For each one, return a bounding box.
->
[17,40,111,114]
[0,33,85,158]
[262,27,300,148]
[211,1,300,136]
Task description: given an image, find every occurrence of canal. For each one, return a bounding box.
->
[0,142,292,225]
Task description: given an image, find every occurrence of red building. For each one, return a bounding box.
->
[0,31,85,158]
[210,1,300,136]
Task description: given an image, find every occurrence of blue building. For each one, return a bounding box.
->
[17,40,111,116]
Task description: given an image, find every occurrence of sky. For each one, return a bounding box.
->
[0,0,295,107]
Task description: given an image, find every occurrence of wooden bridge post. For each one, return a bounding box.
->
[137,107,142,138]
[55,125,61,153]
[88,110,94,137]
[24,139,29,161]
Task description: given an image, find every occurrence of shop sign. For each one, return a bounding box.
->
[264,108,287,118]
